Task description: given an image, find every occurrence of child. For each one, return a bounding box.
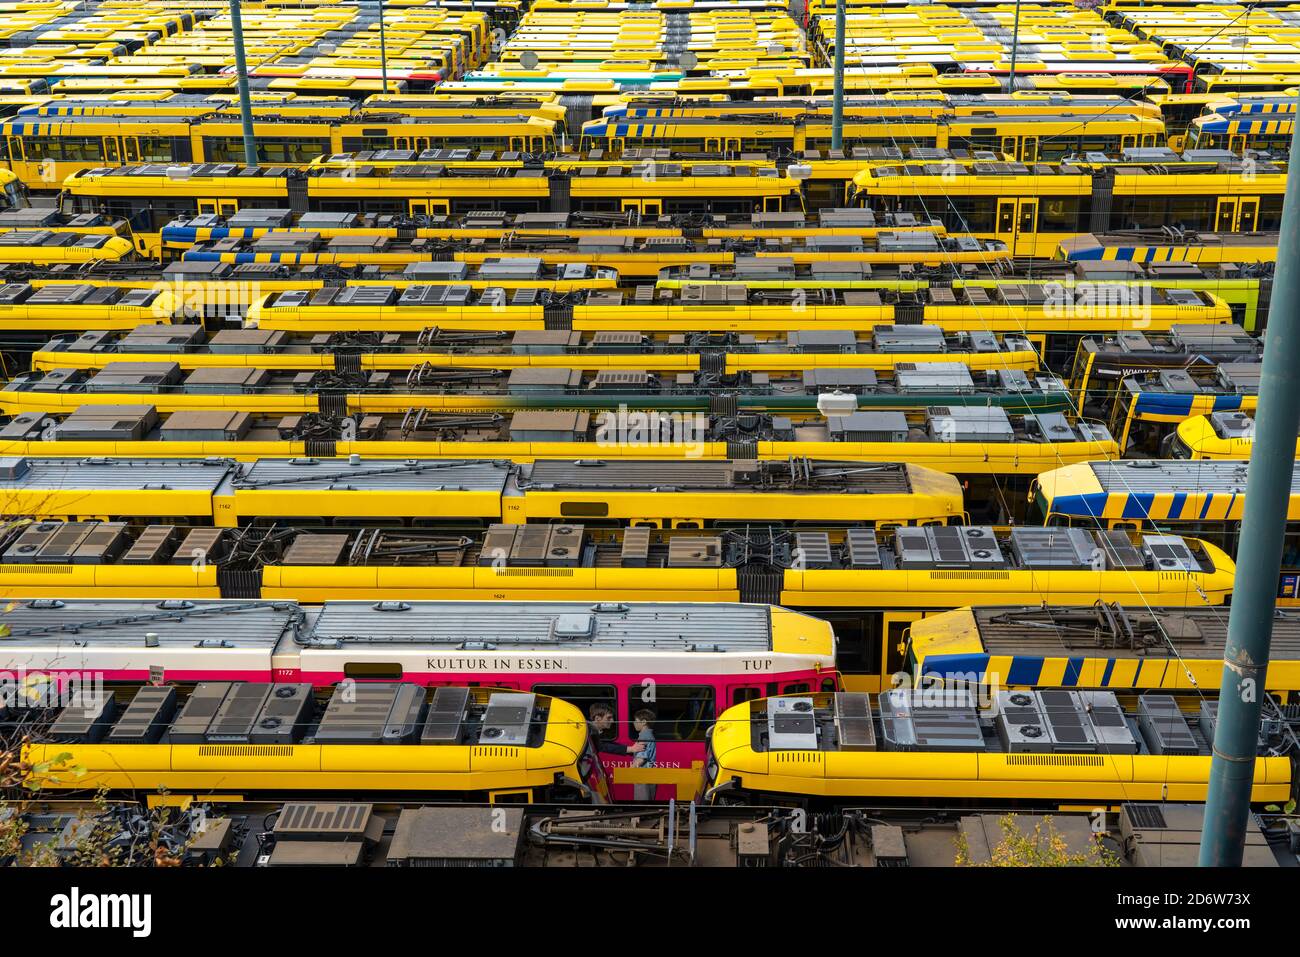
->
[631,709,657,802]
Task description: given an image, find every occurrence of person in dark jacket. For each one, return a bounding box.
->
[588,703,644,756]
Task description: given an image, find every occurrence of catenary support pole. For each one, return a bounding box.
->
[831,0,845,152]
[1199,113,1300,865]
[378,0,390,94]
[229,0,258,167]
[1007,0,1022,92]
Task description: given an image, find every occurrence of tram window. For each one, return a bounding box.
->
[996,202,1016,233]
[1035,141,1072,163]
[1166,196,1215,231]
[818,612,874,677]
[340,136,392,152]
[560,502,609,518]
[1039,198,1080,230]
[803,181,841,209]
[451,200,499,215]
[957,199,996,232]
[270,139,329,163]
[350,199,403,216]
[26,136,103,161]
[68,137,103,160]
[960,135,1001,154]
[1282,530,1300,569]
[1078,135,1117,154]
[952,208,990,232]
[344,662,402,680]
[731,686,762,706]
[201,138,240,163]
[532,683,618,735]
[704,199,751,217]
[781,682,811,694]
[267,140,317,164]
[1114,195,1165,229]
[146,198,203,219]
[885,621,911,678]
[626,685,715,742]
[1260,197,1285,231]
[311,199,363,214]
[137,137,177,163]
[499,199,545,215]
[205,137,327,164]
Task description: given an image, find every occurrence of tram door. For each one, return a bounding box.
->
[999,135,1038,162]
[705,137,741,153]
[3,136,21,169]
[996,198,1038,255]
[621,199,662,216]
[408,199,450,216]
[1216,196,1260,232]
[197,198,240,217]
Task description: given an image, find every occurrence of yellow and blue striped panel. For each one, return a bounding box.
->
[161,226,270,244]
[1200,116,1294,135]
[1062,244,1275,264]
[1131,392,1254,423]
[919,653,1217,690]
[1046,489,1266,522]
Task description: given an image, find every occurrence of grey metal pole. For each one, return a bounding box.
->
[378,0,390,94]
[1199,114,1300,866]
[229,0,258,167]
[1007,0,1022,93]
[831,0,845,152]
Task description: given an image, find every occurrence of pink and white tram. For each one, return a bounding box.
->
[0,598,836,799]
